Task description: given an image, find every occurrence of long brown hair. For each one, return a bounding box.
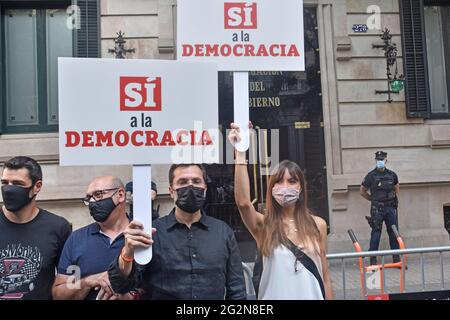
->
[259,160,321,257]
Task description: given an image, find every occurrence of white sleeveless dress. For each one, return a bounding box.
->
[258,243,324,300]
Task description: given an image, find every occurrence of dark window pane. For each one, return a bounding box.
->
[4,9,39,126]
[46,9,73,125]
[425,6,449,113]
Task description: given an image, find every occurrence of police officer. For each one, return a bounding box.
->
[360,151,400,265]
[125,181,159,221]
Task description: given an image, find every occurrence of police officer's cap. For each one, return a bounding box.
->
[375,151,387,160]
[125,181,157,193]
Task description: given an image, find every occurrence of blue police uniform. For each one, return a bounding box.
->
[361,151,400,265]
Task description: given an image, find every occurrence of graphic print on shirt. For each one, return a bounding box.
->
[0,244,42,299]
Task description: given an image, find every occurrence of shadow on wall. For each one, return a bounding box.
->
[444,204,450,238]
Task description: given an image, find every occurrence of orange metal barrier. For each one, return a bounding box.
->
[348,226,406,299]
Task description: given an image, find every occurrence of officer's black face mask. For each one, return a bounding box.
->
[89,197,117,222]
[175,185,206,214]
[1,184,36,213]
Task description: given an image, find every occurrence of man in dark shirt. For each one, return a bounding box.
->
[360,151,400,265]
[108,164,246,300]
[0,156,71,300]
[52,176,135,300]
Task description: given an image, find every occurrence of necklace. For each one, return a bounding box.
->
[283,219,298,235]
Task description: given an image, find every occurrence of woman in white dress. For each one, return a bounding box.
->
[229,123,333,300]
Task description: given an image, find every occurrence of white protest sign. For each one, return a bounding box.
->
[177,0,305,71]
[233,72,250,151]
[132,165,153,264]
[178,0,304,151]
[58,58,219,165]
[58,58,219,264]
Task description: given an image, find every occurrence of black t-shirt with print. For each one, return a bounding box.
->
[0,208,71,300]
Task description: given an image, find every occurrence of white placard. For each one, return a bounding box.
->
[233,72,250,151]
[58,58,219,166]
[177,0,305,71]
[133,165,153,265]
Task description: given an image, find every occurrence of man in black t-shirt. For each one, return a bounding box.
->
[0,156,71,300]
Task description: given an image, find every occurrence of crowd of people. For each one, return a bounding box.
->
[0,123,403,300]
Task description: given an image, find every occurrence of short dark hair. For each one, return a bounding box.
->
[3,156,42,185]
[151,181,157,193]
[168,164,207,186]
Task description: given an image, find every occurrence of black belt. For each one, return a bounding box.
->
[372,199,396,206]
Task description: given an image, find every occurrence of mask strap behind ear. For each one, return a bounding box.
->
[29,183,37,197]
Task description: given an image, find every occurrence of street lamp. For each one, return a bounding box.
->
[373,28,405,102]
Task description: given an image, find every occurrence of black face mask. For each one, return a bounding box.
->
[88,197,117,222]
[1,185,35,213]
[175,186,206,214]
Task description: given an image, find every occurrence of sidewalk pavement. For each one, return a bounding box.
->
[328,252,450,300]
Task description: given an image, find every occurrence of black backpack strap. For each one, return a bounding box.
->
[286,239,326,299]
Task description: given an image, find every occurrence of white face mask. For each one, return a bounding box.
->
[272,187,301,207]
[376,160,386,169]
